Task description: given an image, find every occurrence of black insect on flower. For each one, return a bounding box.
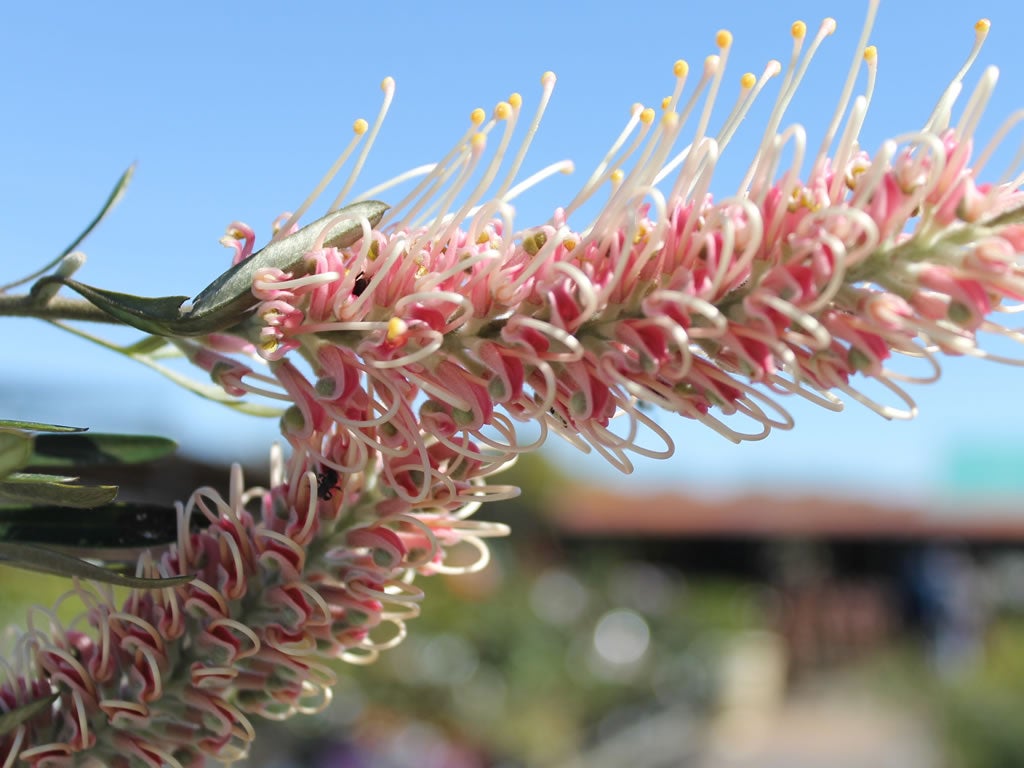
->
[316,466,340,500]
[352,272,369,297]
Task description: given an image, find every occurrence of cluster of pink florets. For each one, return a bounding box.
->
[241,128,1024,476]
[2,432,508,766]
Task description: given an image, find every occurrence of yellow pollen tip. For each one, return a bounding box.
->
[381,76,395,92]
[509,92,522,109]
[791,20,806,39]
[740,72,756,89]
[661,110,679,128]
[975,18,991,34]
[386,317,407,342]
[715,29,732,48]
[660,96,672,110]
[610,169,624,185]
[863,45,877,63]
[471,132,486,150]
[541,71,557,86]
[673,59,688,78]
[470,108,486,125]
[353,118,369,135]
[640,107,656,125]
[494,101,512,120]
[563,239,577,252]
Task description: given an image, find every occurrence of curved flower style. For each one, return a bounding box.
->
[5,1,1024,764]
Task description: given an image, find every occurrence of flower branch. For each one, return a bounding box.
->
[4,2,1024,765]
[0,294,125,325]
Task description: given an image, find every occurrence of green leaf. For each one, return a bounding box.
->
[30,433,177,467]
[0,501,183,549]
[0,166,134,294]
[37,200,388,337]
[49,322,284,417]
[2,472,78,484]
[60,165,135,259]
[0,431,33,480]
[0,474,117,508]
[123,335,170,355]
[0,420,85,433]
[0,692,59,737]
[0,541,194,588]
[33,281,192,335]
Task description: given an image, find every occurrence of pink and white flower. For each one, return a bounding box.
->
[6,2,1024,764]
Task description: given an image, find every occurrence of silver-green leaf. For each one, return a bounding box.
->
[0,541,194,588]
[30,433,177,467]
[0,420,86,433]
[0,431,33,481]
[35,200,388,337]
[0,474,118,508]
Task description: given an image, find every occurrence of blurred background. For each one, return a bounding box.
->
[3,452,1024,767]
[236,451,1024,768]
[4,0,1024,765]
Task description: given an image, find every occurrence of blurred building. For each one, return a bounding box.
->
[550,485,1024,676]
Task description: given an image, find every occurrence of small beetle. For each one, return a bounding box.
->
[316,466,340,500]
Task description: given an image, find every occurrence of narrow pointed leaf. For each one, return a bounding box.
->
[0,420,85,433]
[2,472,78,484]
[30,280,192,335]
[0,692,59,737]
[0,166,133,293]
[51,321,284,417]
[31,433,177,467]
[0,501,183,549]
[123,335,171,355]
[0,431,34,480]
[0,474,117,508]
[58,164,135,259]
[37,200,388,337]
[0,541,194,588]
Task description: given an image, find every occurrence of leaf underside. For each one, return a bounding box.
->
[37,200,388,337]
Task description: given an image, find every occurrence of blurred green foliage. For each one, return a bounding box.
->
[294,547,766,766]
[940,618,1024,768]
[856,616,1024,768]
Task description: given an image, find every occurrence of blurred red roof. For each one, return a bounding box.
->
[551,487,1024,540]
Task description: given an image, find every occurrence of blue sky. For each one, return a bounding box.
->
[3,1,1024,508]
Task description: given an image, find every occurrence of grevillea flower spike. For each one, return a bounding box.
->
[226,6,1024,482]
[5,1,1024,764]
